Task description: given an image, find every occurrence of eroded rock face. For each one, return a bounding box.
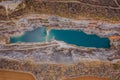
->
[0,0,24,19]
[109,36,120,49]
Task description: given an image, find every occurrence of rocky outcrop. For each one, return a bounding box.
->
[109,36,120,49]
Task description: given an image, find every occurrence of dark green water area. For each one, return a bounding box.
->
[10,27,110,48]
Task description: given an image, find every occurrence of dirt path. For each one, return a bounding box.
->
[0,69,35,80]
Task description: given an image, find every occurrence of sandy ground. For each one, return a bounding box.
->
[64,76,110,80]
[0,70,35,80]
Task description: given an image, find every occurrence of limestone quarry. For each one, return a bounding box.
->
[0,0,120,80]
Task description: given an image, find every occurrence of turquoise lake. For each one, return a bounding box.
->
[10,27,46,43]
[10,27,110,48]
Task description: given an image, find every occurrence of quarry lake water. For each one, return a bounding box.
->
[10,27,110,48]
